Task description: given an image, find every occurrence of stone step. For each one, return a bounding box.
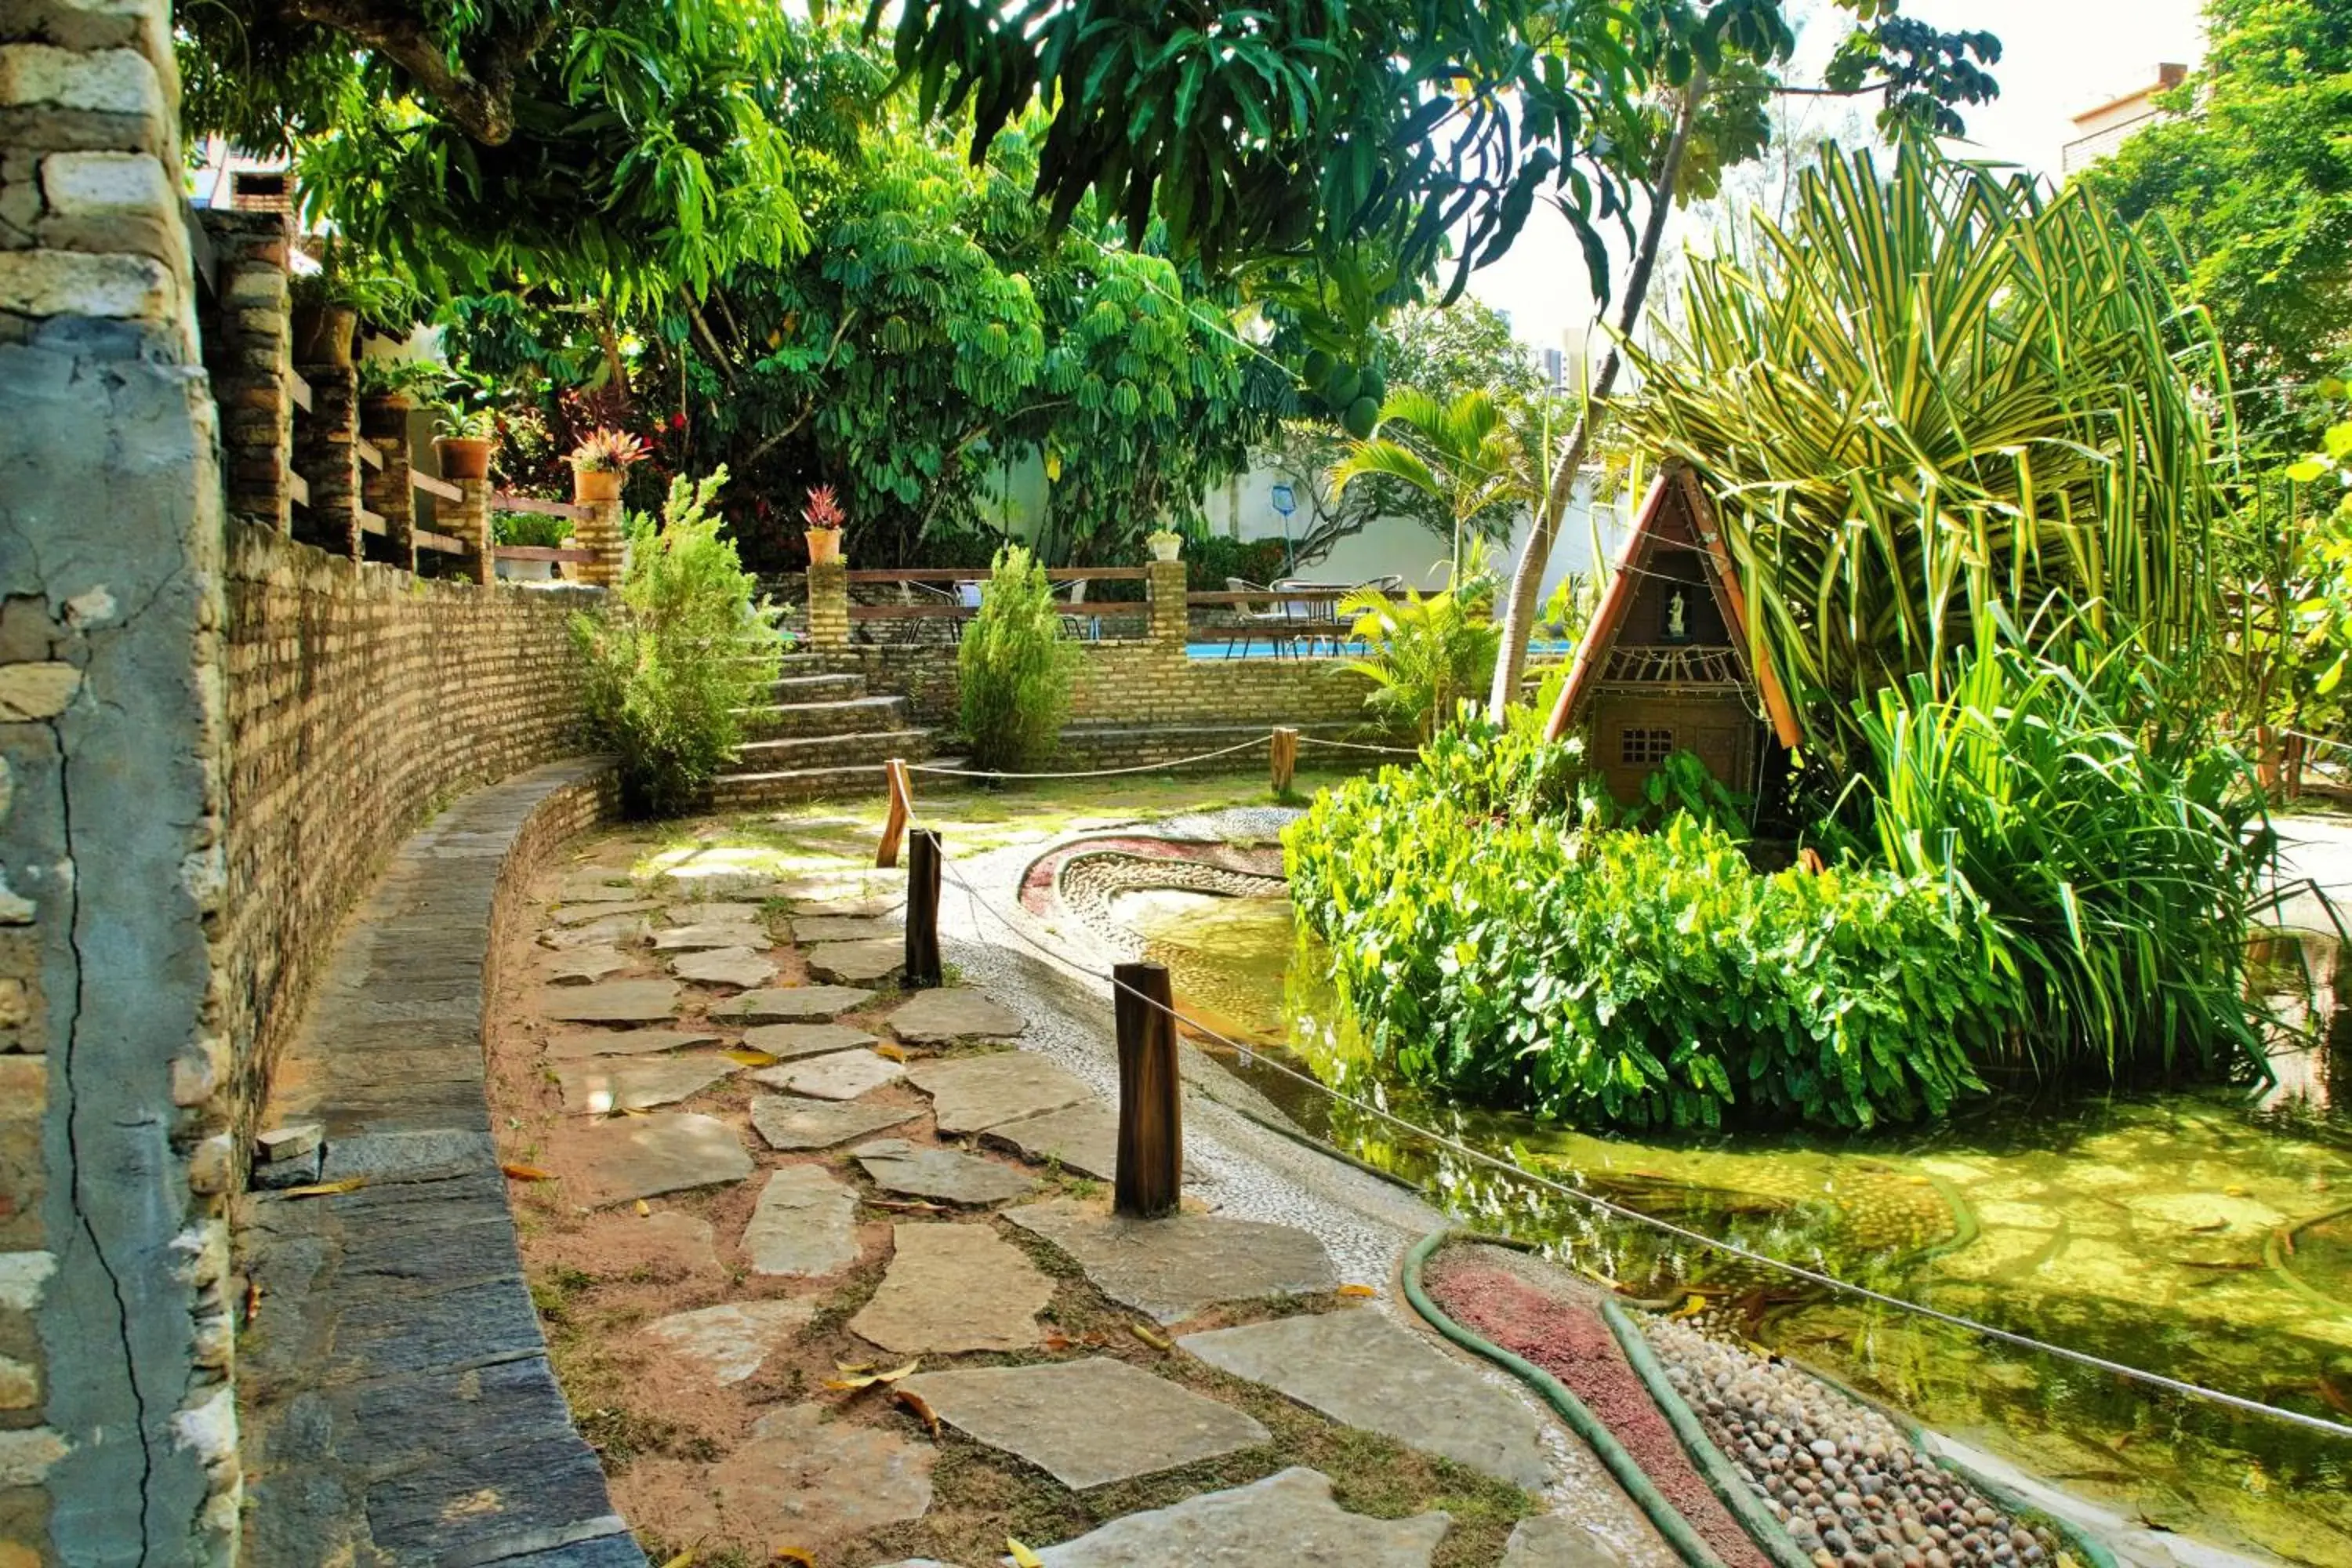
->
[710,756,966,808]
[768,671,866,704]
[738,694,910,739]
[733,728,934,772]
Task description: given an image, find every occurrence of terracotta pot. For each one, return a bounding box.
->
[292,303,358,367]
[805,527,843,565]
[435,436,494,481]
[358,390,412,441]
[572,467,624,503]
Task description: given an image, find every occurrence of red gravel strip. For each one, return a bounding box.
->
[1428,1257,1773,1568]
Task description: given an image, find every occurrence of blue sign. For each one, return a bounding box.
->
[1269,484,1296,517]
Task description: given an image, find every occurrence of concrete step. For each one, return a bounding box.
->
[710,756,966,808]
[768,671,867,704]
[731,728,934,772]
[737,695,909,740]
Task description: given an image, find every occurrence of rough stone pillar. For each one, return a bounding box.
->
[294,362,361,557]
[360,394,415,572]
[453,477,492,585]
[1145,557,1189,656]
[0,0,243,1561]
[198,211,292,532]
[574,496,623,588]
[807,559,850,649]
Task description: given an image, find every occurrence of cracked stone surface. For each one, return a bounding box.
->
[979,1102,1120,1180]
[1178,1308,1550,1486]
[544,1027,721,1061]
[853,1138,1036,1206]
[539,979,680,1023]
[641,1298,815,1384]
[750,1094,921,1152]
[850,1224,1055,1354]
[1504,1515,1631,1566]
[898,1358,1269,1490]
[753,1051,904,1101]
[651,920,771,952]
[887,988,1026,1045]
[539,914,652,950]
[806,937,905,984]
[711,985,875,1023]
[670,946,779,989]
[1022,1466,1450,1565]
[742,1022,877,1061]
[906,1053,1089,1134]
[543,947,634,985]
[691,1403,934,1546]
[742,1165,861,1277]
[554,1112,753,1205]
[793,915,902,942]
[1005,1200,1335,1323]
[553,1054,739,1116]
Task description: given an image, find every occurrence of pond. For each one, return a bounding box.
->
[1114,886,2352,1566]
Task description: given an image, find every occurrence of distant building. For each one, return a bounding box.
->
[2061,63,2189,176]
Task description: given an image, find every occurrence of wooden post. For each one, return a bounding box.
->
[1113,960,1182,1218]
[1270,727,1298,794]
[906,828,942,990]
[877,757,913,869]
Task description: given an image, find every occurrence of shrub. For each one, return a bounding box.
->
[958,545,1076,773]
[1341,540,1501,741]
[572,469,782,817]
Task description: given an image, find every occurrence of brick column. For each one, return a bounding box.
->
[453,478,493,585]
[1145,557,1189,655]
[295,361,361,557]
[808,559,850,648]
[360,394,415,572]
[199,211,293,532]
[573,497,624,588]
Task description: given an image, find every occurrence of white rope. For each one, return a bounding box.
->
[1294,734,1421,756]
[903,736,1269,781]
[933,854,2352,1442]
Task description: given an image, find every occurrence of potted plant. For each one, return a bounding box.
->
[434,406,499,481]
[289,238,416,368]
[803,484,846,564]
[356,358,448,440]
[1145,528,1184,563]
[568,426,650,503]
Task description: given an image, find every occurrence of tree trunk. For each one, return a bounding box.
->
[1486,67,1709,720]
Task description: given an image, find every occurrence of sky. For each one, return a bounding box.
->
[1468,0,2211,353]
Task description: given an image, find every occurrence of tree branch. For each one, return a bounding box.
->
[278,0,559,144]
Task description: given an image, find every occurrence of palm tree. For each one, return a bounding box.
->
[1330,387,1534,583]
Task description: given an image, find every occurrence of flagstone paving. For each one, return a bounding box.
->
[554,1111,753,1206]
[1006,1199,1337,1323]
[552,1054,739,1115]
[1178,1307,1552,1486]
[625,1211,720,1276]
[641,1298,815,1385]
[790,894,902,919]
[539,914,652,949]
[662,900,765,925]
[852,1138,1037,1205]
[792,914,902,942]
[753,1050,905,1101]
[1021,1466,1450,1566]
[742,1021,877,1059]
[750,1094,920,1152]
[684,1403,935,1547]
[742,1164,861,1277]
[650,920,770,952]
[552,898,662,924]
[557,874,648,903]
[668,945,779,989]
[544,1027,720,1061]
[540,979,681,1024]
[906,1052,1089,1134]
[711,985,875,1023]
[806,937,905,983]
[978,1102,1120,1180]
[849,1223,1054,1354]
[1505,1514,1632,1566]
[897,1357,1271,1490]
[544,947,635,985]
[887,986,1026,1044]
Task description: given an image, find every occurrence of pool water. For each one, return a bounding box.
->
[1121,890,2352,1565]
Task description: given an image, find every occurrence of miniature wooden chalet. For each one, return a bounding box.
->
[1548,462,1802,804]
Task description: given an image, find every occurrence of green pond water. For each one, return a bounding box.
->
[1112,887,2352,1566]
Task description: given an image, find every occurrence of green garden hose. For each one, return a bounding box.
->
[1400,1230,1733,1568]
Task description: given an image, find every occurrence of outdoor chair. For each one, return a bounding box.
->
[1055,575,1102,641]
[1221,577,1304,659]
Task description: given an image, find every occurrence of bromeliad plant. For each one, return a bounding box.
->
[569,427,652,474]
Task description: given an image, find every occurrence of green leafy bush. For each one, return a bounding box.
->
[959,545,1076,773]
[572,469,782,817]
[1341,541,1501,741]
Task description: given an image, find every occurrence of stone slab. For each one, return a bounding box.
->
[1504,1515,1629,1566]
[544,947,634,986]
[557,874,648,903]
[743,1164,860,1277]
[712,985,875,1023]
[806,938,905,984]
[898,1359,1269,1491]
[539,916,652,951]
[742,1022,877,1061]
[853,1138,1037,1206]
[1178,1308,1549,1486]
[1023,1466,1449,1565]
[1006,1200,1336,1323]
[630,1211,720,1277]
[553,1054,739,1116]
[980,1103,1124,1181]
[753,1051,904,1101]
[555,1112,753,1206]
[750,1094,921,1152]
[641,1298,815,1385]
[670,946,779,989]
[552,898,660,925]
[699,1403,933,1544]
[664,901,764,925]
[793,915,902,942]
[544,1028,722,1062]
[850,1223,1055,1355]
[906,1053,1091,1134]
[650,920,770,952]
[539,980,679,1024]
[792,895,902,919]
[887,987,1026,1044]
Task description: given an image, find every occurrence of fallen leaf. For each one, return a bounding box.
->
[658,1552,694,1568]
[2224,1185,2249,1198]
[2188,1220,2227,1233]
[501,1163,554,1181]
[1336,1283,1377,1299]
[896,1387,942,1436]
[825,1359,920,1392]
[866,1198,947,1214]
[834,1359,876,1377]
[277,1178,366,1199]
[242,1278,263,1326]
[875,1042,910,1062]
[635,1200,652,1218]
[1671,1294,1708,1319]
[1007,1538,1043,1568]
[724,1047,779,1068]
[771,1549,816,1566]
[1042,1331,1073,1352]
[1129,1322,1172,1352]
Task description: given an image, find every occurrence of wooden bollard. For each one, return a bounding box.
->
[906,827,942,990]
[1112,960,1182,1218]
[1270,727,1298,795]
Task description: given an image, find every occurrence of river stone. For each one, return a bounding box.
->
[664,900,765,926]
[750,1094,921,1152]
[558,1112,753,1205]
[1178,1308,1550,1487]
[539,915,652,950]
[743,1022,877,1061]
[554,1054,739,1115]
[906,1053,1089,1134]
[651,920,771,952]
[853,1138,1036,1206]
[793,915,902,942]
[540,979,680,1024]
[1022,1466,1449,1565]
[887,988,1026,1045]
[670,946,779,989]
[753,1051,904,1101]
[850,1223,1053,1354]
[641,1298,815,1384]
[545,1027,723,1062]
[1005,1200,1336,1323]
[712,985,876,1023]
[897,1358,1269,1490]
[743,1164,861,1277]
[697,1403,934,1545]
[1503,1515,1629,1566]
[544,947,633,985]
[807,938,905,984]
[978,1104,1119,1178]
[551,898,661,925]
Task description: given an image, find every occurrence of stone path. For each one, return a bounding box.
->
[541,979,681,1023]
[742,1165,859,1276]
[792,914,902,942]
[898,1358,1272,1489]
[712,984,874,1022]
[552,1112,752,1206]
[688,1404,935,1545]
[642,1299,815,1385]
[750,1094,918,1151]
[807,937,906,982]
[978,1102,1122,1180]
[551,1054,739,1115]
[849,1223,1054,1354]
[753,1050,905,1100]
[1025,1467,1449,1564]
[546,1026,720,1061]
[742,1021,875,1058]
[1007,1198,1338,1322]
[670,946,779,988]
[887,986,1026,1044]
[854,1138,1038,1204]
[907,1051,1090,1133]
